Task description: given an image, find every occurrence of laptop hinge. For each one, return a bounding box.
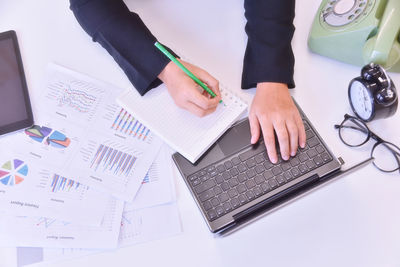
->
[233,174,320,222]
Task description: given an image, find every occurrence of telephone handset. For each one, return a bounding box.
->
[308,0,400,72]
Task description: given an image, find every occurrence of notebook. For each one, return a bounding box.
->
[116,84,247,163]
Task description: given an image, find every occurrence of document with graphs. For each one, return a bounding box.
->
[0,197,123,249]
[0,63,163,202]
[0,148,108,226]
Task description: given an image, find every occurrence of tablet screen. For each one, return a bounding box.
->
[0,31,33,135]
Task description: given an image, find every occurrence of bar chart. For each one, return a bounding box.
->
[48,174,89,201]
[51,174,81,193]
[90,144,138,177]
[111,108,151,142]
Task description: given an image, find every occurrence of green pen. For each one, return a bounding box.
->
[154,42,222,103]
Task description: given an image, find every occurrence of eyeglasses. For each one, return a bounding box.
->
[335,114,400,173]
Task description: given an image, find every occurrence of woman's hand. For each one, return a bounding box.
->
[158,60,221,117]
[249,82,306,163]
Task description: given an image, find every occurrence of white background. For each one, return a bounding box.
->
[1,0,400,266]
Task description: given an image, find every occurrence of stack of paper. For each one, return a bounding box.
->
[0,64,182,266]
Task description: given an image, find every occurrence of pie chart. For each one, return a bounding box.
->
[25,125,71,148]
[25,125,52,143]
[0,159,28,186]
[45,131,71,148]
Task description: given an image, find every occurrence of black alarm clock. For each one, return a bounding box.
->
[348,63,398,122]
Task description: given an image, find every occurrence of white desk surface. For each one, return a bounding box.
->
[1,0,400,266]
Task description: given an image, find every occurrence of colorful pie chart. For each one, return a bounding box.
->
[25,125,71,148]
[45,131,71,148]
[25,125,52,143]
[0,159,28,186]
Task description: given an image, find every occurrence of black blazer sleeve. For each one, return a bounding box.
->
[69,0,295,94]
[242,0,296,89]
[69,0,177,95]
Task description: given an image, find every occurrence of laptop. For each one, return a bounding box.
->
[172,100,342,233]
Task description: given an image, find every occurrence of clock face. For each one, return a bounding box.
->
[349,80,373,120]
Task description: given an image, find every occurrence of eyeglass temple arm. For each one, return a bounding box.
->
[384,143,400,159]
[336,124,370,135]
[343,115,385,142]
[336,115,369,133]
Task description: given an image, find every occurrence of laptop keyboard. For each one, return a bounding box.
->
[187,121,333,221]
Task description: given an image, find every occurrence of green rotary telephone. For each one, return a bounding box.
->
[308,0,400,72]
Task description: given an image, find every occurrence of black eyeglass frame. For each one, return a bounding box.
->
[334,114,400,173]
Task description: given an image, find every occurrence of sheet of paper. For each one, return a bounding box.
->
[0,63,163,201]
[119,147,182,247]
[119,203,181,247]
[16,203,181,266]
[126,145,176,210]
[15,148,181,265]
[17,247,97,267]
[0,150,107,226]
[17,247,44,267]
[0,197,124,249]
[117,83,247,163]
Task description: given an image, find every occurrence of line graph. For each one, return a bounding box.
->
[36,217,70,229]
[119,211,143,240]
[55,84,96,113]
[44,79,104,123]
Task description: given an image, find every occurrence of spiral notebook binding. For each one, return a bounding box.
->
[219,83,247,109]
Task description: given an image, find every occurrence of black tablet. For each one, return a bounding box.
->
[0,30,33,135]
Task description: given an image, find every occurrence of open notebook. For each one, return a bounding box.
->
[116,83,247,163]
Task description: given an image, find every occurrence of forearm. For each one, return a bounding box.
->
[242,0,295,89]
[69,0,176,95]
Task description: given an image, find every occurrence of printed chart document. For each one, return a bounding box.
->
[119,203,181,247]
[117,83,247,163]
[15,147,182,266]
[126,145,176,210]
[0,197,124,249]
[119,146,181,247]
[0,149,107,226]
[15,203,181,266]
[1,63,163,201]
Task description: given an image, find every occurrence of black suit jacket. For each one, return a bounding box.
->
[69,0,295,96]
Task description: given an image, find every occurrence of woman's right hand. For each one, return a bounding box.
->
[158,60,221,117]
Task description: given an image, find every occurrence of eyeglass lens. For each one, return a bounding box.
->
[371,142,400,172]
[339,117,369,147]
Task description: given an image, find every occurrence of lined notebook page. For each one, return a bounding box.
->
[116,83,247,163]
